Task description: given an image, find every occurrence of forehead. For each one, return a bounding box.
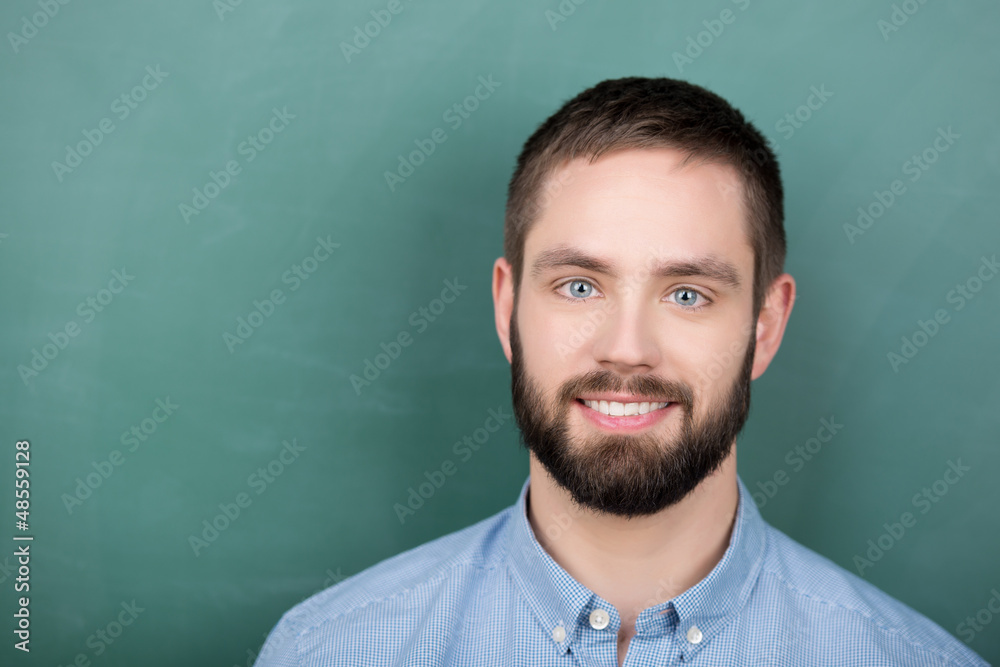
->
[525,147,753,277]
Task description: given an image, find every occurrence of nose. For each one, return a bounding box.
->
[590,298,662,374]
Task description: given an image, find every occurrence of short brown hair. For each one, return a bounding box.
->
[504,76,785,318]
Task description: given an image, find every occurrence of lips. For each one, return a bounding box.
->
[573,398,676,432]
[576,393,669,404]
[577,398,670,416]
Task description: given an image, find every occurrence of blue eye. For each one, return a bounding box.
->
[673,288,701,308]
[562,279,595,299]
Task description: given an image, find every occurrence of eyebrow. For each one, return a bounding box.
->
[529,245,742,290]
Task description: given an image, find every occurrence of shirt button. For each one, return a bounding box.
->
[686,625,703,644]
[552,626,566,642]
[589,608,610,630]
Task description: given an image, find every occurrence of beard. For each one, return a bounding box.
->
[509,303,755,519]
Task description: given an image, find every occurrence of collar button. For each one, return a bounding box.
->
[588,608,610,630]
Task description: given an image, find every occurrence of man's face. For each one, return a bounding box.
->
[508,147,759,519]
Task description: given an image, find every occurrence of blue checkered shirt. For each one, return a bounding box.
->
[254,475,988,666]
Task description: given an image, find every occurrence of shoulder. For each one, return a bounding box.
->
[750,522,987,666]
[254,505,514,666]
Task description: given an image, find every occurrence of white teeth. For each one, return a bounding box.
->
[582,399,669,416]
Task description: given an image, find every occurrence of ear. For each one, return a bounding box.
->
[750,273,796,381]
[492,257,515,364]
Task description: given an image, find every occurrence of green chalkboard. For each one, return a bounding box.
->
[1,0,998,665]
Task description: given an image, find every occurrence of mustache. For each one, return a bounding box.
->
[556,369,694,410]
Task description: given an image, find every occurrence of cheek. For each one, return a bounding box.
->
[535,297,621,357]
[521,295,576,349]
[516,303,569,382]
[684,328,753,397]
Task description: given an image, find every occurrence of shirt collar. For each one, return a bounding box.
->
[503,474,767,658]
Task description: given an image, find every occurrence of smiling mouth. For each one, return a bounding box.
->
[576,398,671,417]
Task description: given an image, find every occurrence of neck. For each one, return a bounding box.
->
[526,447,740,627]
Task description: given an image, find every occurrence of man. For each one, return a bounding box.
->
[255,77,986,666]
